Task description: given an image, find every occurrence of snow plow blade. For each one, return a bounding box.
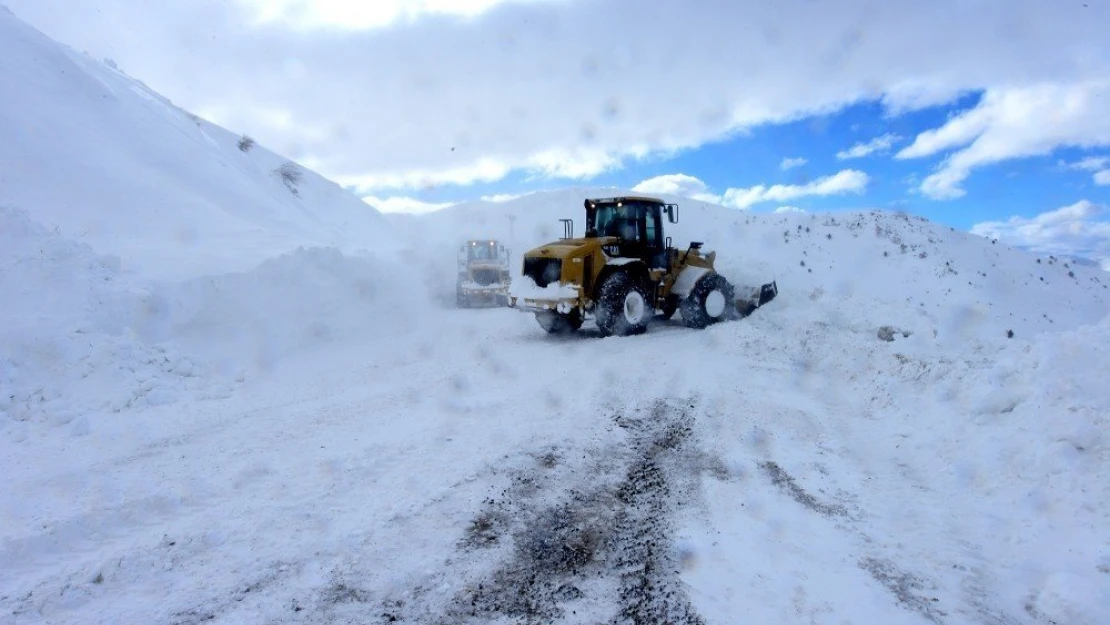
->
[734,280,778,318]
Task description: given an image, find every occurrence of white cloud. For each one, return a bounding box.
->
[631,173,721,203]
[970,200,1110,266]
[524,148,626,181]
[1063,156,1110,172]
[898,81,1110,199]
[333,158,512,192]
[775,206,806,213]
[836,133,900,159]
[631,170,867,210]
[1061,155,1110,186]
[6,0,1109,191]
[235,0,557,30]
[361,195,455,214]
[721,170,869,209]
[481,192,528,203]
[780,157,807,170]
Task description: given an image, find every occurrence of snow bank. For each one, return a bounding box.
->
[1,206,427,439]
[0,207,232,436]
[149,246,430,374]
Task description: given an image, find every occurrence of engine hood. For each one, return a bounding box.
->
[522,236,616,260]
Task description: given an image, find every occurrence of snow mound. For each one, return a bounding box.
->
[1,206,426,438]
[150,246,430,373]
[0,207,234,436]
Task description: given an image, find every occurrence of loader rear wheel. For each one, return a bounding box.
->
[535,310,582,335]
[594,271,650,337]
[681,273,735,329]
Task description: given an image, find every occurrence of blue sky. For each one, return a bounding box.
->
[5,0,1109,266]
[401,90,1110,233]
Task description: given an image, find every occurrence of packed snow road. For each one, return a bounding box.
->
[3,301,1108,625]
[1,307,731,625]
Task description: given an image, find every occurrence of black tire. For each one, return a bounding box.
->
[535,310,583,334]
[594,272,651,337]
[680,273,735,329]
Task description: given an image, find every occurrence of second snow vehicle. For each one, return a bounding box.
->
[508,195,777,336]
[457,239,512,307]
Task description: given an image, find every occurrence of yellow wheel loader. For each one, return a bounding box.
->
[457,239,512,308]
[508,195,778,336]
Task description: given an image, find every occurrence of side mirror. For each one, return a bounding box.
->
[666,204,678,223]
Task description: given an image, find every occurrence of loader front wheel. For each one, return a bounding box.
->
[594,271,650,337]
[681,273,735,329]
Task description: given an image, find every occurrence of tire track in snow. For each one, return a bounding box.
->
[756,445,1022,624]
[444,398,706,624]
[301,397,712,624]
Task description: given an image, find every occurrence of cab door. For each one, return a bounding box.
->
[642,204,667,270]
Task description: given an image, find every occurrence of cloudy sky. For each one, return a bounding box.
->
[6,0,1110,265]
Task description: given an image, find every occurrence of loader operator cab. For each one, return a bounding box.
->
[584,197,677,270]
[467,240,499,261]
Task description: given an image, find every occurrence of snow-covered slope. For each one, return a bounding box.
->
[0,7,395,282]
[0,8,425,432]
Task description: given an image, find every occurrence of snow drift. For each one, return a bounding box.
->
[0,9,426,438]
[1,206,428,439]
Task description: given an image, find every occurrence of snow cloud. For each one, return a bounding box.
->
[632,170,868,210]
[780,157,807,170]
[721,170,869,209]
[234,0,559,30]
[362,195,455,214]
[897,81,1110,199]
[5,0,1109,192]
[836,133,901,159]
[632,174,721,203]
[970,200,1110,267]
[481,192,530,203]
[334,159,512,193]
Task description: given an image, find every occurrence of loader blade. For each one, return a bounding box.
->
[758,281,778,306]
[733,280,778,318]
